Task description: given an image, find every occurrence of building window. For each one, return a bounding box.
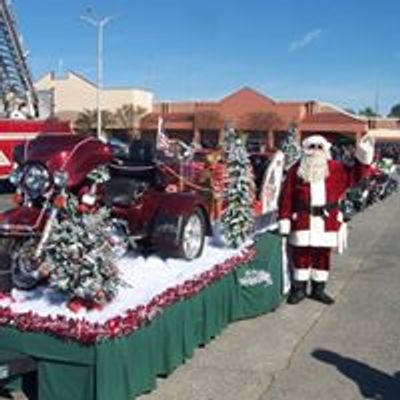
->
[246,131,267,153]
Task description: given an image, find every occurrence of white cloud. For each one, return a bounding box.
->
[290,29,322,51]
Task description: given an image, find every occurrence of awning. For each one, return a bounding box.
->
[367,129,400,141]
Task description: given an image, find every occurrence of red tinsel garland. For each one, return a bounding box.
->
[0,246,256,344]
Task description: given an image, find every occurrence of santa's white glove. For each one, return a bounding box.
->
[279,219,291,236]
[355,133,375,165]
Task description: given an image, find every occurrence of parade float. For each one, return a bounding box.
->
[0,2,285,397]
[0,126,285,400]
[0,1,395,398]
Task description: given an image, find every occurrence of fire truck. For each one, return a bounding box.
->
[0,0,71,178]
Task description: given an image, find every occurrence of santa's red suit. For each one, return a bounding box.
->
[279,134,374,304]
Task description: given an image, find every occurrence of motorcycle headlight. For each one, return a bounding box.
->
[22,164,51,199]
[53,171,68,189]
[9,168,23,187]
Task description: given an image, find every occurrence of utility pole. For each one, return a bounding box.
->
[374,87,380,117]
[80,10,112,141]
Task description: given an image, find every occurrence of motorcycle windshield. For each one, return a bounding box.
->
[23,135,113,186]
[25,134,89,165]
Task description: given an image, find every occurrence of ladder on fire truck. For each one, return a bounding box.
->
[0,0,37,118]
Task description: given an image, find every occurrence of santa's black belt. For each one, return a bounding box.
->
[294,202,339,217]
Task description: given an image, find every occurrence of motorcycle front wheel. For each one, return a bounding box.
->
[0,237,42,291]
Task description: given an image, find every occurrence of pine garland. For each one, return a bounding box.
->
[87,165,110,185]
[221,127,255,248]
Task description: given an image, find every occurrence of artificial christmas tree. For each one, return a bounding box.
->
[279,123,301,171]
[221,127,255,248]
[41,195,122,308]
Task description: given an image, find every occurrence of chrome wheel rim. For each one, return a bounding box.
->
[12,239,41,290]
[182,213,203,260]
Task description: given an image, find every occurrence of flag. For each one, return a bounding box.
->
[157,116,173,155]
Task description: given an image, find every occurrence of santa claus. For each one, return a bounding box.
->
[279,133,375,305]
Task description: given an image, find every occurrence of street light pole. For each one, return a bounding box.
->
[80,12,112,141]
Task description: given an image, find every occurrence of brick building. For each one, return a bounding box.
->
[140,87,400,150]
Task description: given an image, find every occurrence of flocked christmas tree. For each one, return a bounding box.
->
[40,168,124,307]
[41,195,122,306]
[280,123,301,170]
[221,126,255,248]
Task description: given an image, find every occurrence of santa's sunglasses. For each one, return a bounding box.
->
[306,143,324,150]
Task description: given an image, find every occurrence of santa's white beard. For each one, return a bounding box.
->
[297,152,329,183]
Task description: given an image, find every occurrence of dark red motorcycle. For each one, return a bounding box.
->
[0,134,211,292]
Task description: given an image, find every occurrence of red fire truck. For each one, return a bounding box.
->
[0,119,71,178]
[0,1,73,179]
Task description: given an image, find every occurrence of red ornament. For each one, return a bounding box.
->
[67,298,85,313]
[76,203,90,214]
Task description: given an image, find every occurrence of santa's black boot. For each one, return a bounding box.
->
[310,281,334,305]
[287,281,307,305]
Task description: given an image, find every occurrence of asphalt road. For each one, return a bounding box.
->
[138,191,400,400]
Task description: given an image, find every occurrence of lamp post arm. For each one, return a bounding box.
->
[80,14,112,141]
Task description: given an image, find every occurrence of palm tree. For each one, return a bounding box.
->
[113,104,147,137]
[358,107,380,118]
[74,109,95,134]
[74,108,115,136]
[388,103,400,118]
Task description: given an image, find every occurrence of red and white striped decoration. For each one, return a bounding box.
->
[156,116,173,155]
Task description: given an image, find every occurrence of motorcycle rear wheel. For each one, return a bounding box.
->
[176,208,206,260]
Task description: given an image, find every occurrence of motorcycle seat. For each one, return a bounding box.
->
[129,139,155,166]
[104,177,149,207]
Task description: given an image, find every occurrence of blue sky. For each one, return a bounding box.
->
[12,0,400,114]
